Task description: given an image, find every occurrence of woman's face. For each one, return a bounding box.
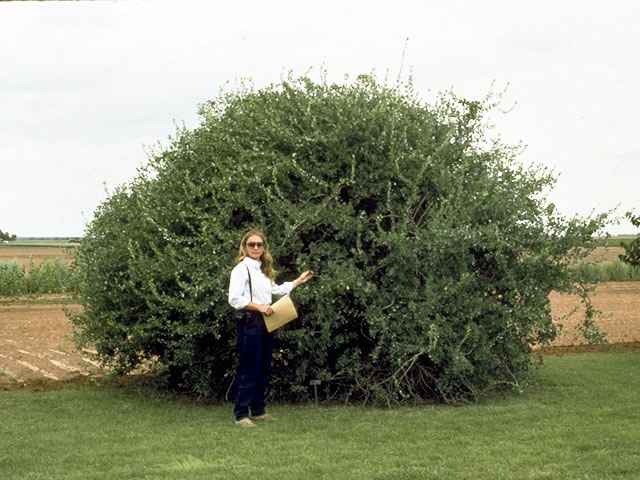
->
[245,234,265,261]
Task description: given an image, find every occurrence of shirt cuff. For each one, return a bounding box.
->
[229,296,250,310]
[283,281,294,294]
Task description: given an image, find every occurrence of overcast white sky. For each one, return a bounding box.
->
[1,0,638,237]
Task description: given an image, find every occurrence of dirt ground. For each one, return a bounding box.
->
[1,281,639,389]
[548,282,640,347]
[585,246,626,262]
[0,300,97,387]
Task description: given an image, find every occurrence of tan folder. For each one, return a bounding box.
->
[263,295,298,332]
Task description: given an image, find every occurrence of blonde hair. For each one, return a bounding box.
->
[235,230,278,281]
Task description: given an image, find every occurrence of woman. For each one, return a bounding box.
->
[228,229,313,427]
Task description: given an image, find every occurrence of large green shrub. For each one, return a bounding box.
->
[71,74,607,403]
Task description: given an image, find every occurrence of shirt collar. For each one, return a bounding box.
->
[242,257,262,270]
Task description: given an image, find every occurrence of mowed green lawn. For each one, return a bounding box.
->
[1,352,639,480]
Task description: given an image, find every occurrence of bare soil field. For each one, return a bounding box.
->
[585,246,626,263]
[1,282,639,389]
[548,282,640,347]
[0,300,97,387]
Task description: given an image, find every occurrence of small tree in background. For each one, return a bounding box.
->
[619,211,640,267]
[70,73,608,404]
[0,229,17,241]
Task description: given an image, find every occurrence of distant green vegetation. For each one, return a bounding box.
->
[573,234,640,282]
[593,235,639,248]
[0,258,79,297]
[3,238,80,248]
[576,259,640,282]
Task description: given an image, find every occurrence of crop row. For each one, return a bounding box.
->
[574,259,640,282]
[0,257,79,296]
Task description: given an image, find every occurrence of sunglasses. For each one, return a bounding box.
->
[246,242,264,249]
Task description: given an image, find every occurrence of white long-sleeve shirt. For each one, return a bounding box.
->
[228,257,293,310]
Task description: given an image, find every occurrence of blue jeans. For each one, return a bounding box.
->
[233,311,274,420]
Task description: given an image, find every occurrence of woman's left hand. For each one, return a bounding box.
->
[294,270,314,287]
